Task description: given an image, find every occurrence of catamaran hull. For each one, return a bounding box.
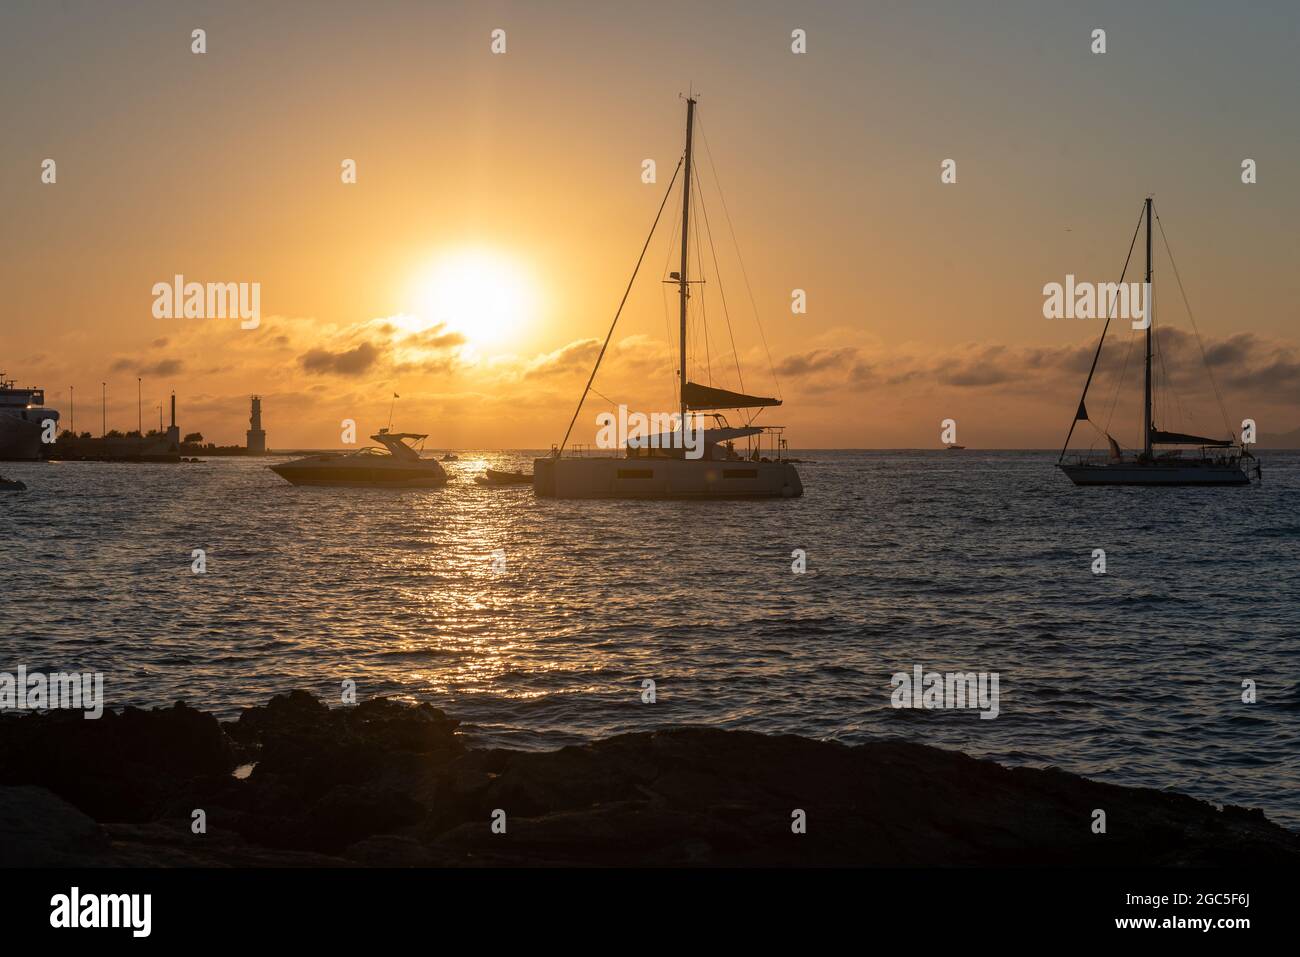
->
[532,457,803,499]
[1058,463,1250,486]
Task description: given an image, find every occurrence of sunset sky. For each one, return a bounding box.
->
[4,0,1298,449]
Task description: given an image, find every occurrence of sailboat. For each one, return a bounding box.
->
[533,97,803,499]
[1057,198,1259,487]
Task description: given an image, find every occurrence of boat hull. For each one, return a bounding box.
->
[532,456,802,499]
[0,410,57,461]
[270,464,447,488]
[1058,462,1250,486]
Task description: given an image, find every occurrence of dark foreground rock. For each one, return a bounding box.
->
[1,691,1296,867]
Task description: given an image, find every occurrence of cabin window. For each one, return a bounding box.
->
[616,469,655,479]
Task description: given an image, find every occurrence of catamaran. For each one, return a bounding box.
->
[1057,198,1259,487]
[533,97,802,499]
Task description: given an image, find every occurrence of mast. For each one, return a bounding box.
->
[1143,196,1153,459]
[678,96,696,433]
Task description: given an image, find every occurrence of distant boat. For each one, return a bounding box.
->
[945,444,966,450]
[475,469,533,487]
[1057,198,1258,487]
[441,453,459,461]
[268,430,448,487]
[0,474,26,492]
[533,97,802,499]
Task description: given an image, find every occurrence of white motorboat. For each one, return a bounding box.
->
[269,430,448,487]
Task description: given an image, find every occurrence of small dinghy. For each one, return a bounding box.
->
[0,475,27,492]
[475,469,533,487]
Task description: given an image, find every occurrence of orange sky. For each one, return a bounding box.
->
[4,1,1298,448]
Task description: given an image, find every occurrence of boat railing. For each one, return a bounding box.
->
[549,443,618,459]
[1060,451,1115,466]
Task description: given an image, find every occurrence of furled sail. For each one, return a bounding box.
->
[1150,428,1231,447]
[683,381,781,411]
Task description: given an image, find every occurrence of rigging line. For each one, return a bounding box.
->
[1056,204,1146,462]
[693,154,746,393]
[557,157,684,453]
[660,196,684,409]
[1100,308,1138,440]
[589,386,619,409]
[1154,210,1234,438]
[1152,305,1188,434]
[696,112,782,399]
[1149,285,1181,434]
[692,182,714,385]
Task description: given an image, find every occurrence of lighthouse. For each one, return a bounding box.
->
[246,395,266,453]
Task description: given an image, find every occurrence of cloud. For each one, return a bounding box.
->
[523,338,600,379]
[299,342,381,376]
[405,324,467,351]
[776,347,859,377]
[770,327,1300,412]
[109,356,185,376]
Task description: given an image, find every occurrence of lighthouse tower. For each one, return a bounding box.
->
[246,395,266,453]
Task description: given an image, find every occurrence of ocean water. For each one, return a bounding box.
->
[2,450,1297,828]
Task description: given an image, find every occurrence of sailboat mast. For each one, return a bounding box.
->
[1143,196,1153,459]
[678,97,696,431]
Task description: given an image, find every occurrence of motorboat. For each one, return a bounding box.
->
[475,468,533,487]
[269,430,447,487]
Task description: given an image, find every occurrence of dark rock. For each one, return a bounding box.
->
[0,701,233,822]
[2,691,1296,867]
[0,786,111,866]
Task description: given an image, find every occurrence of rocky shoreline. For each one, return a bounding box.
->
[1,690,1296,867]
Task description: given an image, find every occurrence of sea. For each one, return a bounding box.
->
[2,450,1297,828]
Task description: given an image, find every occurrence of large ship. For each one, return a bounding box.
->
[0,375,59,460]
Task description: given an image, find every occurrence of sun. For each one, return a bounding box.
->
[407,249,537,348]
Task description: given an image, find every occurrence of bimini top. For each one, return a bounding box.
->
[370,430,427,461]
[626,425,765,451]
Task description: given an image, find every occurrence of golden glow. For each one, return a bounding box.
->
[408,249,538,348]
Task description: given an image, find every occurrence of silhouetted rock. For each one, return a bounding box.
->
[0,701,232,822]
[1,691,1296,867]
[0,786,112,866]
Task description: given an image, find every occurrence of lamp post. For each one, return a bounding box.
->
[137,377,142,436]
[101,382,106,437]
